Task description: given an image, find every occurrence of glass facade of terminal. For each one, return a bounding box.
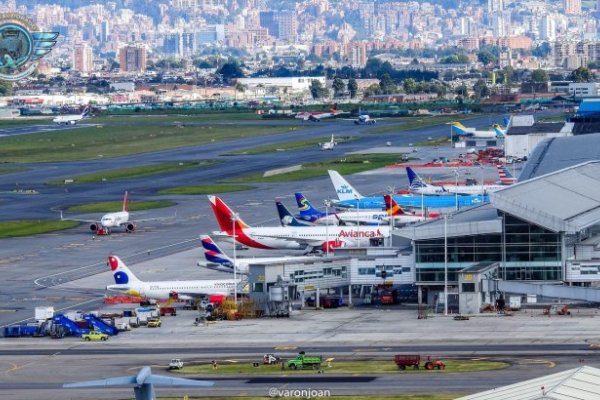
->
[415,214,562,283]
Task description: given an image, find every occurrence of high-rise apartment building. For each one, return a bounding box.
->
[72,43,93,73]
[259,11,297,43]
[118,44,147,73]
[539,15,556,41]
[487,0,504,14]
[565,0,582,15]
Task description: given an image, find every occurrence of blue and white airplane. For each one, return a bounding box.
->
[328,170,489,209]
[450,122,506,138]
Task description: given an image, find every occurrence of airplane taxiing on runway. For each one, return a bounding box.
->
[105,255,238,302]
[52,106,91,125]
[208,195,390,251]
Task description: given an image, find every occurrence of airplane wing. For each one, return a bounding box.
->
[64,376,136,388]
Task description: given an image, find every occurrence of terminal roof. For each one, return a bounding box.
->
[492,161,600,233]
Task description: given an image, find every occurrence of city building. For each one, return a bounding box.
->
[504,115,573,159]
[72,43,93,73]
[236,77,325,95]
[118,44,147,73]
[564,0,582,15]
[568,82,600,97]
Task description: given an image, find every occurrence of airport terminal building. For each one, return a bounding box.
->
[394,161,600,312]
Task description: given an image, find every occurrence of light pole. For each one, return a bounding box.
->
[324,200,331,257]
[231,212,239,308]
[354,194,360,246]
[443,214,448,316]
[454,169,459,211]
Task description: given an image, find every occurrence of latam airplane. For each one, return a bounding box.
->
[406,167,505,196]
[62,192,150,235]
[105,255,238,302]
[295,105,345,122]
[208,195,390,251]
[382,194,440,225]
[328,170,489,209]
[450,121,506,138]
[52,106,91,125]
[198,235,321,274]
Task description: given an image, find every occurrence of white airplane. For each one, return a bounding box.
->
[209,195,390,252]
[449,122,505,138]
[105,255,238,302]
[406,167,505,196]
[61,191,165,235]
[198,235,321,274]
[52,106,91,125]
[319,134,337,150]
[353,114,376,125]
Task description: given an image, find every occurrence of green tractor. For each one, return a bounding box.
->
[286,351,322,370]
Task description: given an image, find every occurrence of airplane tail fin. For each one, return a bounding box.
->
[450,122,468,135]
[107,255,141,284]
[276,201,308,227]
[295,192,322,216]
[208,195,249,232]
[122,191,129,212]
[406,167,428,189]
[493,124,505,137]
[330,103,338,113]
[200,235,234,270]
[497,164,516,185]
[328,170,362,201]
[81,105,91,117]
[384,194,404,216]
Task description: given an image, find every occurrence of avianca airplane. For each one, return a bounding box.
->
[52,106,91,125]
[208,195,390,251]
[406,167,505,196]
[198,235,321,274]
[497,164,516,185]
[295,104,345,122]
[105,255,238,302]
[449,121,506,138]
[329,170,489,209]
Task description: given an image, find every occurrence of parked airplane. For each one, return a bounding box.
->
[328,170,489,209]
[61,191,161,235]
[406,167,505,196]
[294,192,434,226]
[294,104,345,121]
[276,200,313,226]
[497,164,516,185]
[450,122,505,138]
[64,366,213,400]
[198,235,321,274]
[382,194,440,224]
[209,195,390,251]
[52,106,91,125]
[105,255,238,302]
[319,134,337,150]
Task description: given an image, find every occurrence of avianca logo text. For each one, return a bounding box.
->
[339,229,383,238]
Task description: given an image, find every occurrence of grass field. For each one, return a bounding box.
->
[226,154,405,183]
[66,200,175,213]
[366,114,483,135]
[176,359,507,375]
[158,184,253,195]
[227,136,356,155]
[0,122,302,163]
[47,161,216,185]
[0,166,28,175]
[98,112,262,123]
[0,220,79,239]
[0,118,52,128]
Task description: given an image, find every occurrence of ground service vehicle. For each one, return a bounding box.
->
[394,354,445,370]
[287,352,322,369]
[263,354,281,365]
[169,359,184,369]
[147,318,162,328]
[82,331,108,341]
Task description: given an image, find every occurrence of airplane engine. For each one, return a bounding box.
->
[125,223,136,232]
[90,223,99,232]
[321,240,346,252]
[69,120,76,125]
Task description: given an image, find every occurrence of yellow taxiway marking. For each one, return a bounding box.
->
[274,345,297,351]
[519,359,556,368]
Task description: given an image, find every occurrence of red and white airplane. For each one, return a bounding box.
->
[382,194,440,225]
[294,104,345,122]
[208,195,390,252]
